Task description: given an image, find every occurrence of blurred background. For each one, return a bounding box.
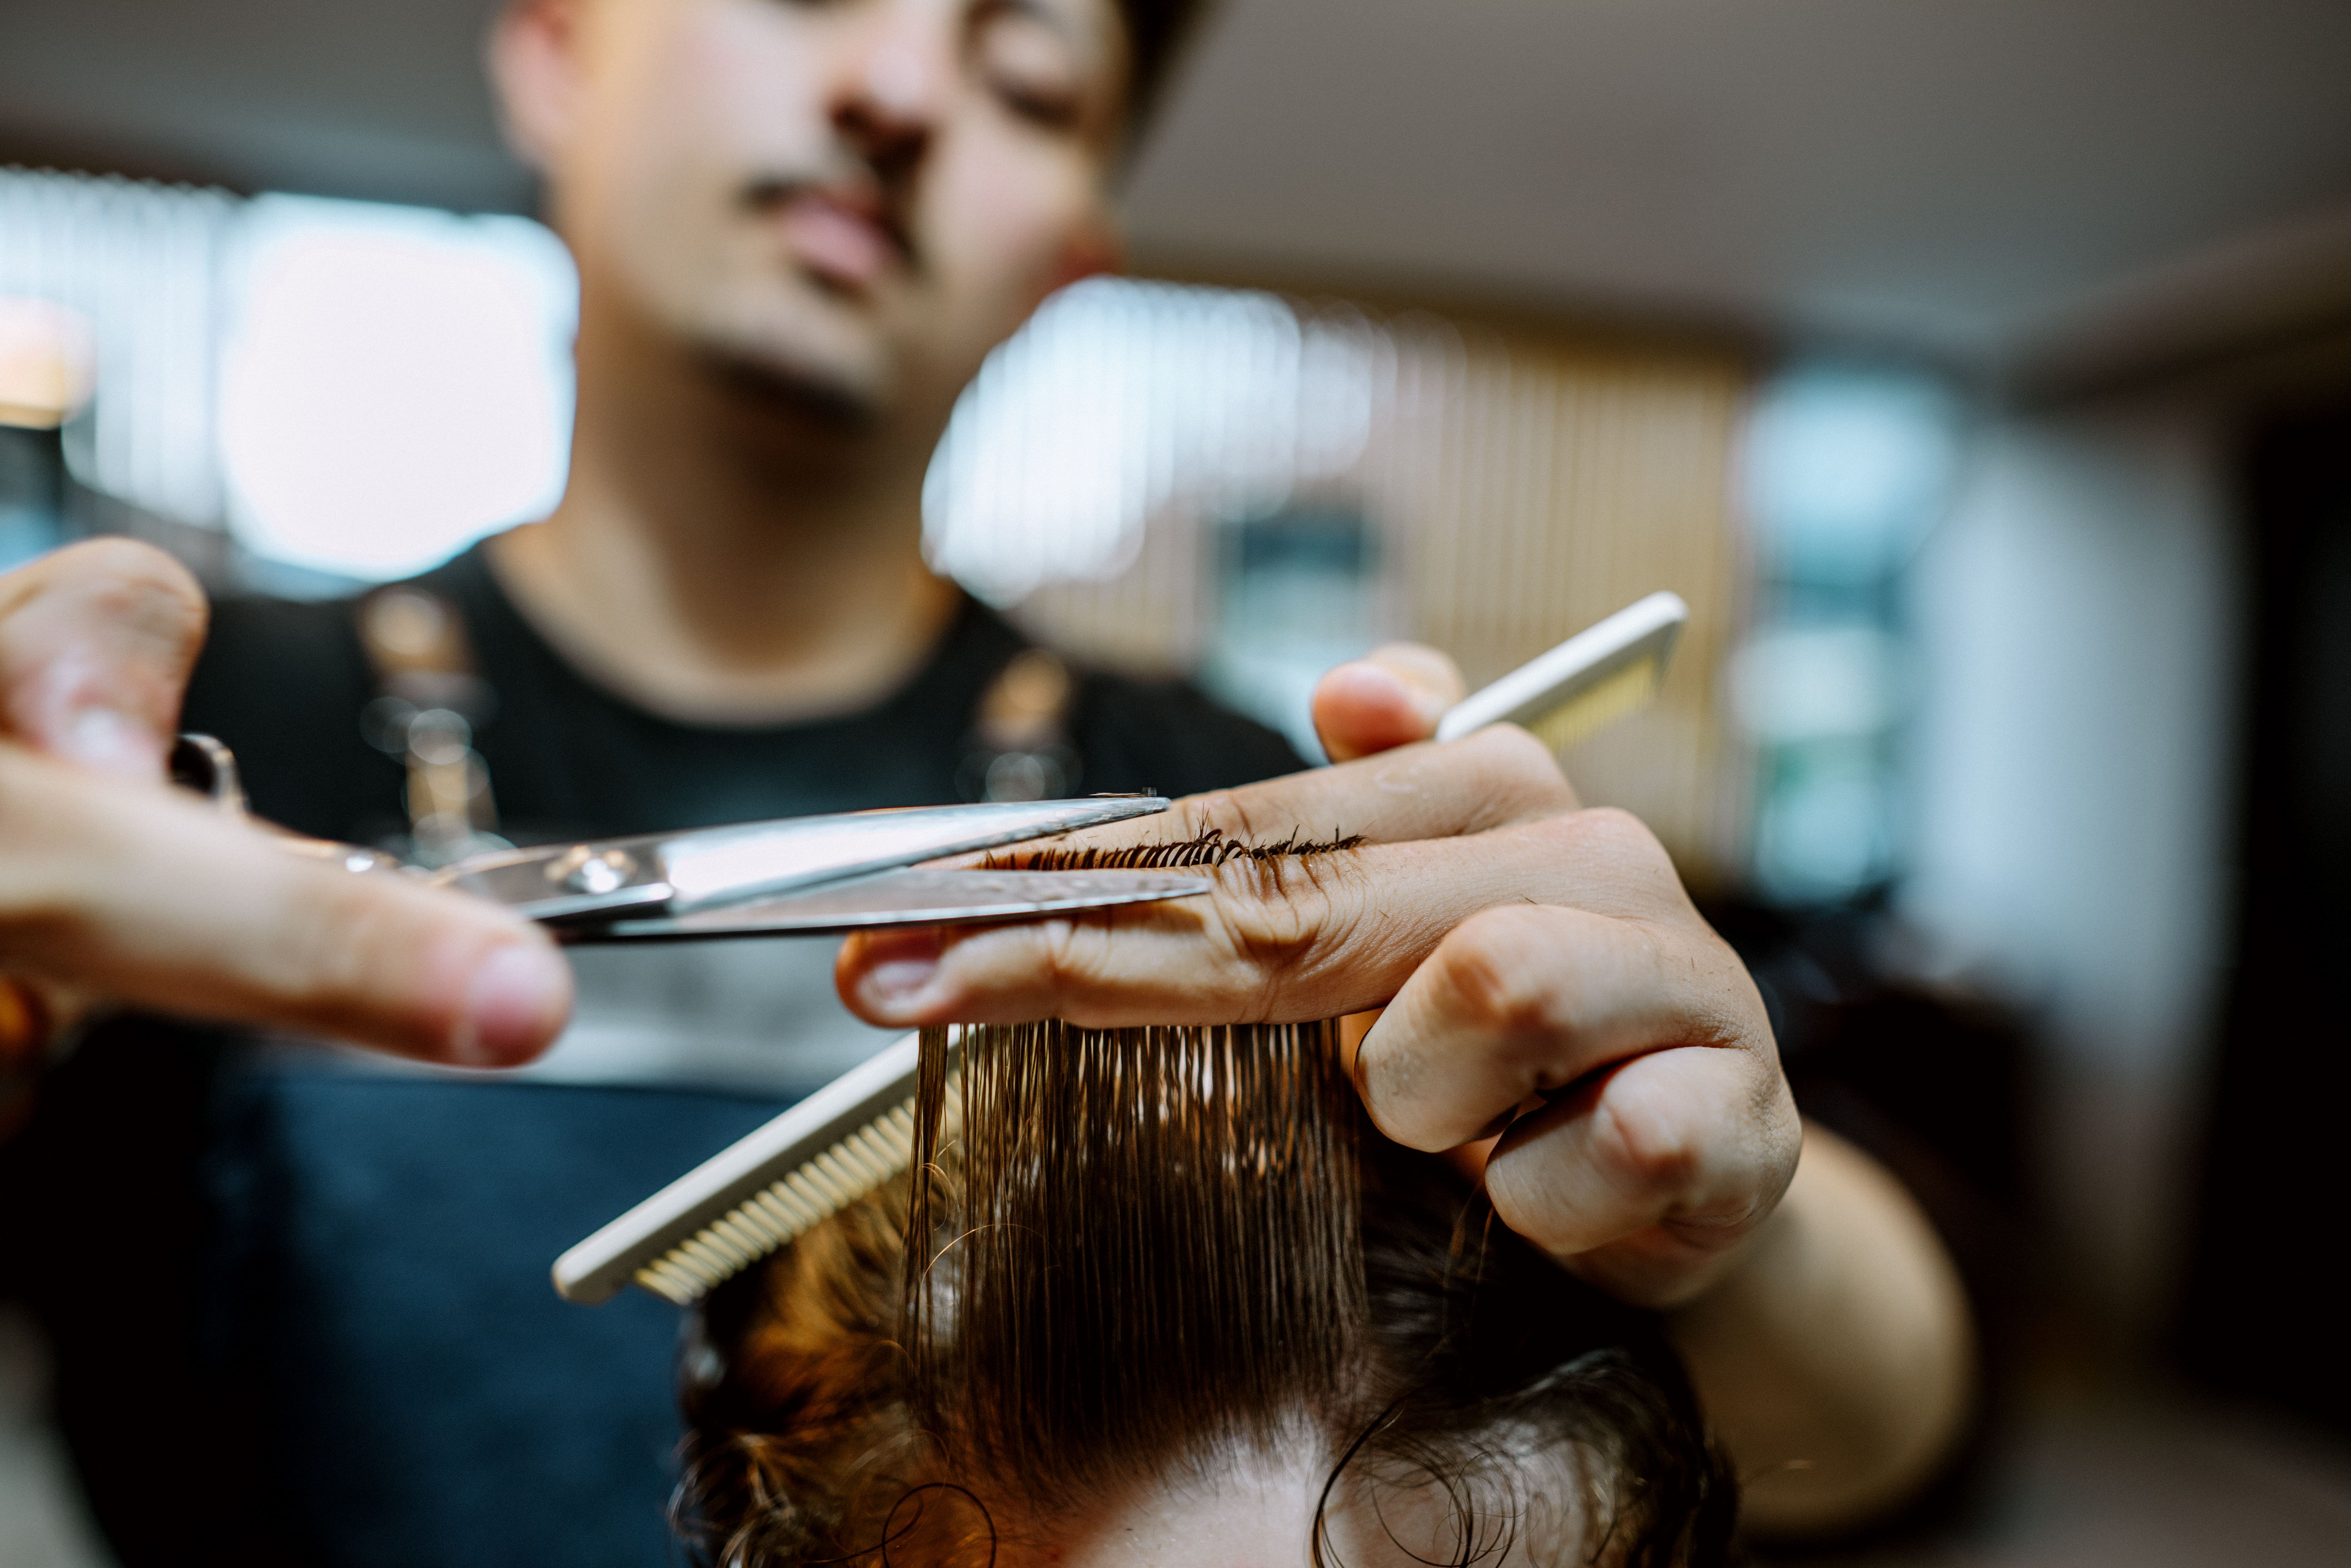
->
[4,0,2349,1563]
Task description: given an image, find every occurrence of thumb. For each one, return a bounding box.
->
[1311,642,1468,762]
[0,539,210,778]
[0,744,572,1065]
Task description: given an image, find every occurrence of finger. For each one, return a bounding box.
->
[1482,1046,1800,1305]
[1353,900,1765,1153]
[974,725,1577,878]
[843,806,1687,1028]
[0,743,572,1065]
[1313,643,1468,762]
[0,539,209,777]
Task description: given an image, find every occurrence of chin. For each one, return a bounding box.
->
[653,267,898,423]
[689,329,892,434]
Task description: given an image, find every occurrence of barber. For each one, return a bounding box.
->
[0,548,1455,1081]
[2,541,1974,1540]
[2,0,1971,1557]
[15,3,1318,1560]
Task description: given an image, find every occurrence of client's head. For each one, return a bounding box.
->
[679,1021,1738,1566]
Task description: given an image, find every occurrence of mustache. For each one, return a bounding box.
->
[736,168,919,272]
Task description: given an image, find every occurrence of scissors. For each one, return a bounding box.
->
[547,590,1693,1304]
[171,590,1690,947]
[167,734,1209,942]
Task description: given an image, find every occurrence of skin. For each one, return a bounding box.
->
[882,1437,1560,1568]
[0,541,569,1064]
[839,647,1976,1531]
[1,0,1140,1055]
[845,719,1798,1307]
[483,0,1126,723]
[0,0,1973,1541]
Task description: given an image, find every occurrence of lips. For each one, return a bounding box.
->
[774,189,906,291]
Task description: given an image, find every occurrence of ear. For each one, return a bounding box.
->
[487,0,589,174]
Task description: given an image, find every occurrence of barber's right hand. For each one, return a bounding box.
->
[0,540,570,1066]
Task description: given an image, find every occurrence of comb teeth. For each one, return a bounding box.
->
[630,1091,960,1305]
[1523,655,1659,755]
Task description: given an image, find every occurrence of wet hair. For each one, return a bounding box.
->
[677,1019,1739,1566]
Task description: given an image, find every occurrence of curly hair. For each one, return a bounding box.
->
[677,1021,1739,1567]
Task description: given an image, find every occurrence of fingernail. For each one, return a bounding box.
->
[60,707,163,776]
[1378,666,1448,727]
[855,931,944,1019]
[1354,661,1443,722]
[1410,681,1449,724]
[452,943,573,1067]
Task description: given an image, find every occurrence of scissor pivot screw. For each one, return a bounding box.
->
[547,846,638,896]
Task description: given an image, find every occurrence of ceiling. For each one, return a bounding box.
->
[7,0,2350,383]
[0,0,530,209]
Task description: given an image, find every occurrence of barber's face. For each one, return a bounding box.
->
[506,0,1126,428]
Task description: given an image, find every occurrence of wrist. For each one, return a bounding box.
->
[1665,1124,1978,1537]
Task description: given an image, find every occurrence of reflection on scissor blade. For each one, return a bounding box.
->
[569,868,1211,943]
[657,797,1173,910]
[432,795,1173,922]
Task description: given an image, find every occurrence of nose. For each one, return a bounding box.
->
[832,1,953,174]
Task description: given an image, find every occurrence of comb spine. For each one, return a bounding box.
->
[551,1032,926,1304]
[629,1080,965,1304]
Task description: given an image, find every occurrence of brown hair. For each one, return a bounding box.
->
[679,1021,1738,1566]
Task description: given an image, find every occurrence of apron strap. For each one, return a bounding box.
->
[354,585,508,865]
[960,646,1082,801]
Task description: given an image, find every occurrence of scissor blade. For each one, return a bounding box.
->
[433,796,1173,922]
[564,867,1212,942]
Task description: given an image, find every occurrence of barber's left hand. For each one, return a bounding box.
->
[837,644,1799,1309]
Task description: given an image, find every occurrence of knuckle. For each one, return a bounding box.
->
[1481,721,1556,775]
[1578,806,1671,861]
[1207,875,1347,1022]
[1524,807,1685,900]
[1217,898,1320,1020]
[1429,907,1573,1040]
[2,541,209,710]
[1466,725,1575,809]
[1590,1091,1700,1199]
[1034,917,1101,997]
[60,535,187,584]
[54,539,205,622]
[1546,805,1643,857]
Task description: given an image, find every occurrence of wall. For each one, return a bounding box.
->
[1017,308,1752,880]
[1902,404,2244,1338]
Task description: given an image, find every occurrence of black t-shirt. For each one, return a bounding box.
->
[5,543,1304,1568]
[190,543,1302,844]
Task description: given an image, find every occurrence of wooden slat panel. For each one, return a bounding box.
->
[1010,303,1751,880]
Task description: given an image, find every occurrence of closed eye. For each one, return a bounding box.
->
[970,0,1104,130]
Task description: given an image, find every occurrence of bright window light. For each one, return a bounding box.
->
[923,278,1380,606]
[217,195,576,581]
[1736,358,1969,905]
[1742,364,1963,584]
